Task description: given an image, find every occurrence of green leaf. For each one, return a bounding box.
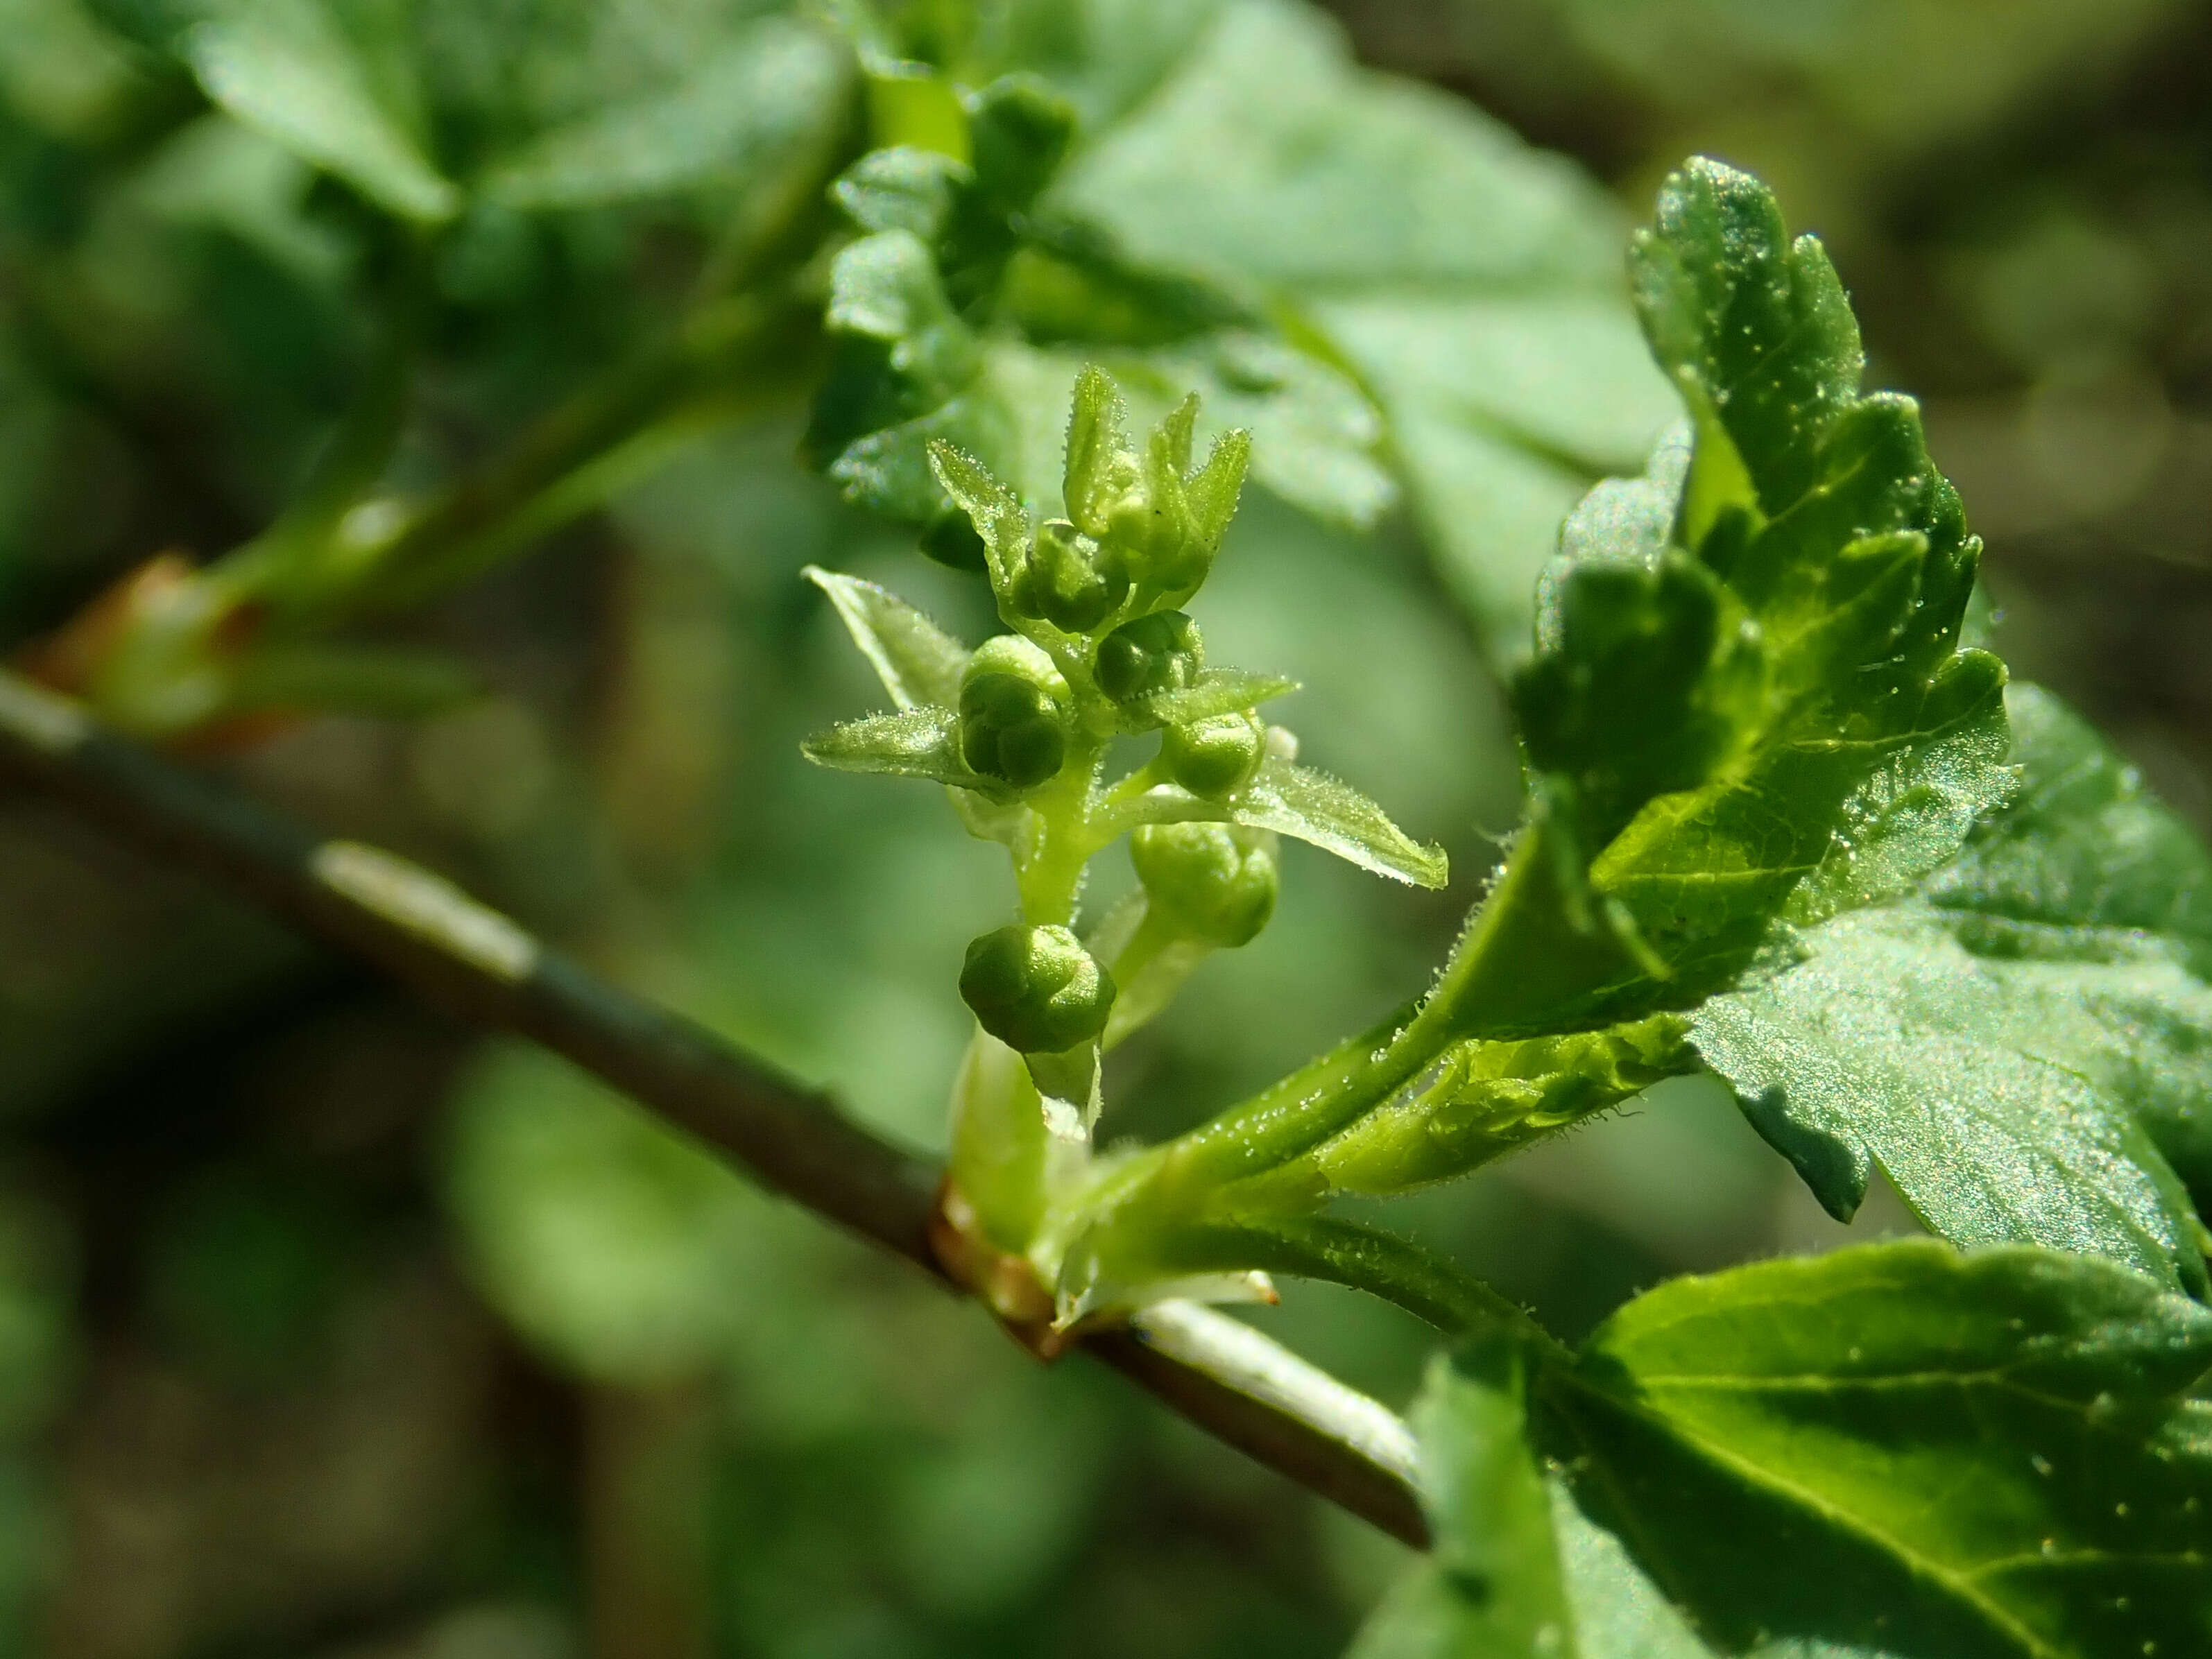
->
[1231,756,1447,888]
[1133,668,1298,728]
[1054,0,1675,650]
[1698,683,2212,1292]
[1347,1341,1574,1659]
[1927,685,2212,1202]
[807,10,1397,531]
[1537,1243,2212,1658]
[805,566,969,712]
[1697,902,2209,1293]
[1367,1241,2212,1659]
[479,18,850,209]
[185,0,458,223]
[801,707,996,793]
[1428,160,2008,1042]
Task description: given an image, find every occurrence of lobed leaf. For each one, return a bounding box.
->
[1430,159,2008,1042]
[1698,683,2212,1291]
[1360,1241,2212,1658]
[804,566,968,712]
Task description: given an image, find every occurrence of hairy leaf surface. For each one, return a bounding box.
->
[1361,1243,2212,1658]
[1698,683,2212,1291]
[1432,160,2007,1044]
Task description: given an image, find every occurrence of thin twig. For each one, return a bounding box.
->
[0,668,1430,1549]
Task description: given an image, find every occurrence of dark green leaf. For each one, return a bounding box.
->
[1536,1243,2212,1658]
[1430,160,2007,1042]
[1370,1242,2212,1659]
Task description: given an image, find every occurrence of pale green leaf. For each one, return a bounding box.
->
[479,18,850,209]
[804,566,968,712]
[801,706,991,792]
[1055,0,1672,644]
[1232,756,1447,888]
[185,0,457,223]
[1135,668,1298,728]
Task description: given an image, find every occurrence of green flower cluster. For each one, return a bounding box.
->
[801,367,1441,1251]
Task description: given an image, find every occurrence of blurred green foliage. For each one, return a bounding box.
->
[0,0,2202,1655]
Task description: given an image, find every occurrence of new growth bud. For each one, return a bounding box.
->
[1131,824,1279,949]
[960,635,1073,789]
[1006,518,1130,634]
[1061,368,1251,612]
[1095,611,1203,705]
[960,923,1117,1053]
[1161,710,1264,799]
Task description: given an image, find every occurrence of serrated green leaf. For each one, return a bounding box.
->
[804,566,968,712]
[1536,1243,2212,1658]
[479,18,848,209]
[1928,686,2212,1202]
[1698,682,2212,1290]
[185,0,458,223]
[1373,1241,2212,1659]
[1231,757,1446,888]
[1427,160,2007,1043]
[801,706,993,792]
[1697,902,2209,1293]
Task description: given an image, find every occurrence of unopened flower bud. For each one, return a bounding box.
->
[1131,823,1279,949]
[959,635,1072,790]
[1007,518,1130,634]
[1094,610,1203,705]
[1161,710,1264,799]
[960,922,1117,1053]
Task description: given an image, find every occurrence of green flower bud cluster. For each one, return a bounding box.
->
[1095,611,1203,705]
[1061,370,1250,615]
[959,635,1072,790]
[1004,519,1131,633]
[1131,823,1280,949]
[961,923,1117,1054]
